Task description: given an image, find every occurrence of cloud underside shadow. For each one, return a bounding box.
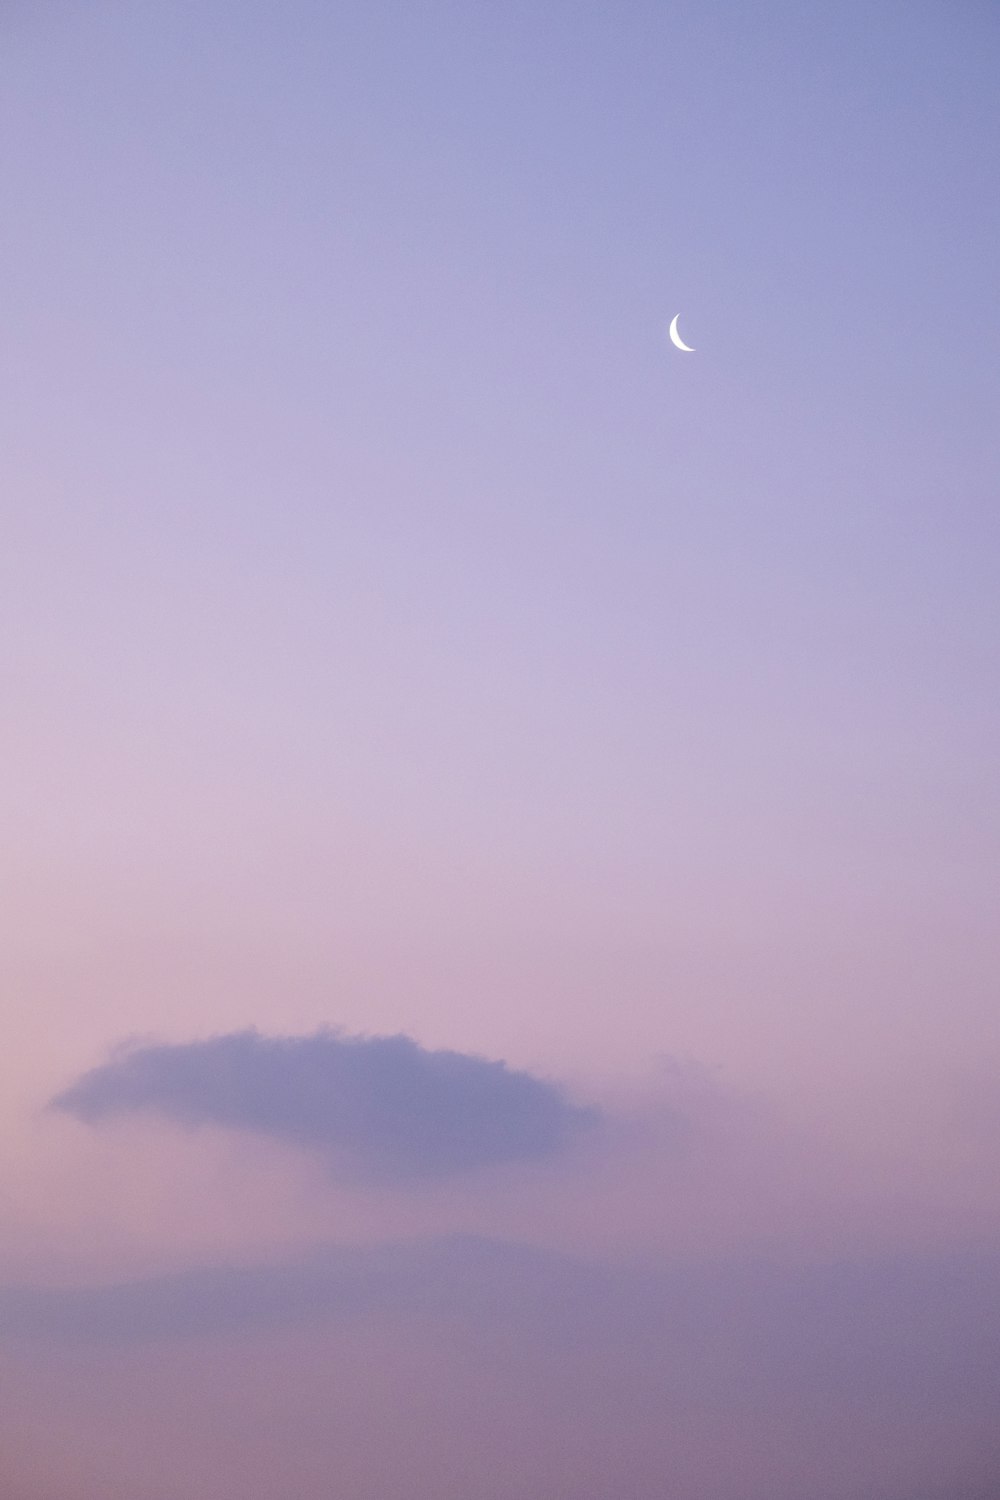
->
[51,1028,599,1181]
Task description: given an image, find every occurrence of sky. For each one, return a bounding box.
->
[1,2,999,1496]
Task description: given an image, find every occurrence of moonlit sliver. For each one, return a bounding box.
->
[669,314,695,352]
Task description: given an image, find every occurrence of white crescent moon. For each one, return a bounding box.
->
[669,314,695,352]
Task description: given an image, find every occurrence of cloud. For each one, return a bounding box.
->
[0,1234,608,1346]
[6,1232,1000,1402]
[50,1029,599,1181]
[4,1235,999,1500]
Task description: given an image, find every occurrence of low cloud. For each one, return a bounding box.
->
[0,1235,604,1346]
[50,1029,598,1181]
[4,1235,999,1499]
[4,1232,1000,1420]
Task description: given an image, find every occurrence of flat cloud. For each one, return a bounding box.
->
[4,1236,999,1499]
[4,1232,1000,1416]
[0,1235,608,1346]
[50,1029,599,1180]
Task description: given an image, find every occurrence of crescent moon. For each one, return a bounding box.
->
[668,314,695,353]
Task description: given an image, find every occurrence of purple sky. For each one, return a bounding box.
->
[2,4,999,1497]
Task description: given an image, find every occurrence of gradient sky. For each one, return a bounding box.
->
[2,4,999,1498]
